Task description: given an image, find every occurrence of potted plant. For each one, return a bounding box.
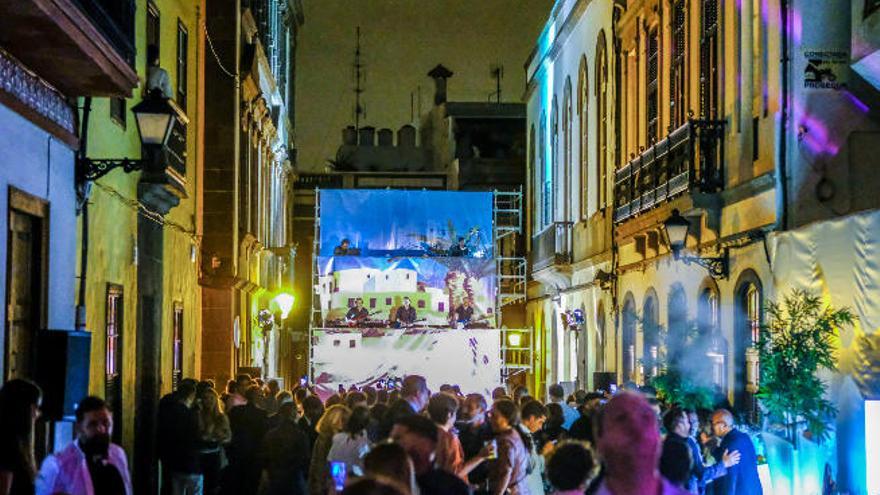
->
[755,289,855,495]
[756,289,855,445]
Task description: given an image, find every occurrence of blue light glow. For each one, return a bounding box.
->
[867,400,880,494]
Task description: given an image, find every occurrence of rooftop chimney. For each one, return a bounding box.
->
[427,64,454,105]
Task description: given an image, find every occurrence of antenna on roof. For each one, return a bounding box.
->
[489,64,504,103]
[353,26,366,130]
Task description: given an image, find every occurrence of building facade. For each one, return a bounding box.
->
[526,0,880,491]
[1,0,208,488]
[201,0,303,390]
[78,0,205,488]
[524,0,616,396]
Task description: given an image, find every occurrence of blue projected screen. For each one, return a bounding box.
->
[318,189,494,258]
[316,256,497,329]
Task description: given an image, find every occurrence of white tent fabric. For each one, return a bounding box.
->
[769,208,880,398]
[768,208,880,492]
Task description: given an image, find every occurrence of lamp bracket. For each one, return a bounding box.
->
[77,157,145,183]
[681,249,729,279]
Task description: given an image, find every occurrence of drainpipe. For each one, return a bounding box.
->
[76,97,93,332]
[611,1,625,382]
[776,0,790,232]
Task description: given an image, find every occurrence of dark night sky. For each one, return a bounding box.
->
[294,0,552,171]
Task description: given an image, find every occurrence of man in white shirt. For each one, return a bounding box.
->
[146,44,173,99]
[37,396,132,495]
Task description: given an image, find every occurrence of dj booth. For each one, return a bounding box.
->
[310,189,504,397]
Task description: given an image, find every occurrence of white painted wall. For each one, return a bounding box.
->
[0,103,77,373]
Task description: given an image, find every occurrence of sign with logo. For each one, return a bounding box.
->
[803,49,848,90]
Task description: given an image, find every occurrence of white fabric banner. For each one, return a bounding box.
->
[311,328,502,397]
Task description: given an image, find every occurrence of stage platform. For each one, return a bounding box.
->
[310,327,502,398]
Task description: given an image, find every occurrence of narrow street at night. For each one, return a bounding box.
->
[1,1,879,494]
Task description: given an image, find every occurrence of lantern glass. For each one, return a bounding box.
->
[663,209,691,252]
[134,112,173,144]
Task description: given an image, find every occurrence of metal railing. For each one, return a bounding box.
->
[295,173,344,189]
[72,0,136,66]
[530,221,573,270]
[613,119,725,224]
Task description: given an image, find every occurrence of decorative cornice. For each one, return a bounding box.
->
[0,47,76,140]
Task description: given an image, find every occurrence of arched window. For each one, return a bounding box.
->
[667,284,688,363]
[647,27,660,143]
[563,78,573,222]
[699,283,726,389]
[643,290,660,381]
[539,112,549,228]
[577,56,589,219]
[595,31,608,210]
[697,280,720,336]
[700,0,720,119]
[671,0,688,128]
[622,294,637,383]
[550,97,558,223]
[529,124,537,232]
[734,270,763,421]
[596,301,606,372]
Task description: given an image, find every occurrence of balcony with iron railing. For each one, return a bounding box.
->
[530,221,573,272]
[613,119,725,225]
[0,0,138,97]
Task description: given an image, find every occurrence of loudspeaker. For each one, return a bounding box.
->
[593,371,617,393]
[36,330,91,420]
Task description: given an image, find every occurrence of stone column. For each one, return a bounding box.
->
[133,176,181,495]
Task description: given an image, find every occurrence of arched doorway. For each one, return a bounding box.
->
[667,284,688,363]
[595,301,606,372]
[734,270,763,421]
[621,293,636,383]
[643,290,660,381]
[698,279,726,390]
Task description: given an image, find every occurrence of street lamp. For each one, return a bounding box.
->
[77,89,185,183]
[271,292,296,320]
[662,209,729,279]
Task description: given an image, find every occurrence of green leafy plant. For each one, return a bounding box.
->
[757,289,855,444]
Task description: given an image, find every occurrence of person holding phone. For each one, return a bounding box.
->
[328,406,372,477]
[308,405,351,495]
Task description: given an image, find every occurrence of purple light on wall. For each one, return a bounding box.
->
[842,90,870,114]
[790,7,803,46]
[798,115,840,156]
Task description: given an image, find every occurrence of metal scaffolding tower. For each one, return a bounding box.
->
[494,188,532,381]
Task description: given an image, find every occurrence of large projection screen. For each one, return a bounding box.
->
[312,189,501,394]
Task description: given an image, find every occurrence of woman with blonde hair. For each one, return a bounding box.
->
[308,404,351,495]
[197,386,231,495]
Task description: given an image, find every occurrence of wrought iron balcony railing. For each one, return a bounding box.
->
[72,0,136,66]
[530,221,573,270]
[294,174,344,189]
[613,119,725,224]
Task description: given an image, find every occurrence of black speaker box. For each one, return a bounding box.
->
[36,330,91,421]
[593,371,617,393]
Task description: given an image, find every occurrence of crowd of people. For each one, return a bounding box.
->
[0,374,764,495]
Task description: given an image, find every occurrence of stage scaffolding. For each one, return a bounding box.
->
[307,188,532,386]
[494,188,531,381]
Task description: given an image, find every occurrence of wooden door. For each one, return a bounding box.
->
[5,209,43,380]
